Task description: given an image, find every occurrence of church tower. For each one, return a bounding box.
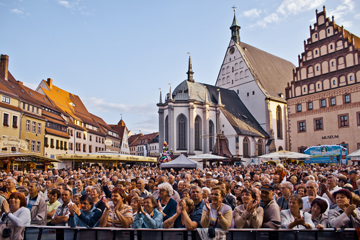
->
[230,9,240,44]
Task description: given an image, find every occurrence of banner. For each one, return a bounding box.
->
[304,145,347,164]
[0,137,29,152]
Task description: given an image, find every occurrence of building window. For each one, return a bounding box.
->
[339,114,349,127]
[83,144,86,152]
[276,105,283,139]
[27,104,30,111]
[89,135,92,141]
[315,34,318,38]
[36,141,41,152]
[332,62,334,66]
[177,114,186,150]
[37,123,41,134]
[350,76,353,81]
[195,116,202,150]
[22,102,25,109]
[344,94,351,103]
[50,139,54,148]
[76,132,81,138]
[257,139,263,156]
[165,116,168,144]
[299,146,307,153]
[314,118,323,130]
[12,115,18,128]
[333,80,336,85]
[330,97,336,106]
[3,113,9,127]
[209,120,214,151]
[243,137,250,158]
[357,112,360,126]
[330,44,333,49]
[31,140,35,152]
[56,140,59,149]
[32,121,36,133]
[315,50,318,54]
[1,96,10,104]
[316,66,319,71]
[296,104,302,112]
[89,145,92,153]
[320,99,326,107]
[64,142,67,150]
[303,87,306,93]
[69,142,73,150]
[308,102,313,110]
[298,121,306,132]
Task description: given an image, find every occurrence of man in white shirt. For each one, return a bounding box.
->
[302,180,329,213]
[320,176,341,206]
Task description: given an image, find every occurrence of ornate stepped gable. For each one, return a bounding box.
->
[286,6,360,99]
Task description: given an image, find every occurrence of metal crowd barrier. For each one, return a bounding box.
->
[23,226,358,240]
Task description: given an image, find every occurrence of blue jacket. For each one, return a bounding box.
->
[133,208,163,229]
[158,198,177,221]
[69,205,102,228]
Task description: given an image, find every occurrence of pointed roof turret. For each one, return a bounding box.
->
[187,56,195,82]
[230,8,241,44]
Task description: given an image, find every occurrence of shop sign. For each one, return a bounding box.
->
[322,135,339,139]
[0,137,29,151]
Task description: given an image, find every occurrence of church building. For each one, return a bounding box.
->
[215,10,295,153]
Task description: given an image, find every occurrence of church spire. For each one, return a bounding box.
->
[230,8,241,44]
[187,55,195,83]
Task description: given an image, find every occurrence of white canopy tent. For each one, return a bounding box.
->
[160,154,202,170]
[258,150,311,159]
[348,149,360,158]
[188,153,228,160]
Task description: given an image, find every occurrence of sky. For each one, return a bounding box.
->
[1,0,359,134]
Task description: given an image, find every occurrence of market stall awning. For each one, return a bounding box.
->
[0,153,62,162]
[258,150,310,159]
[348,149,360,158]
[188,153,228,160]
[57,152,157,163]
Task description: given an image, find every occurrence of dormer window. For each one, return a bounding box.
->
[315,33,318,38]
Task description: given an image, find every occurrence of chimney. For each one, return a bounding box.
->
[47,78,53,89]
[0,55,9,80]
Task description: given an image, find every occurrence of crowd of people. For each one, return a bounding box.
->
[0,163,360,239]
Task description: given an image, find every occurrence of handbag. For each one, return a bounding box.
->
[208,217,218,238]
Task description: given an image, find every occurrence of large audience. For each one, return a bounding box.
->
[0,163,360,236]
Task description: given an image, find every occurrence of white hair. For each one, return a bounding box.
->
[6,177,16,184]
[202,187,211,194]
[158,182,174,196]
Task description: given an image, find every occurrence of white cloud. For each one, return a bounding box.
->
[277,0,326,16]
[243,8,262,18]
[355,13,360,19]
[83,97,157,115]
[11,8,23,14]
[327,0,355,28]
[23,82,38,90]
[58,1,70,8]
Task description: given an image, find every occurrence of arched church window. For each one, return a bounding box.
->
[257,139,263,156]
[195,116,202,150]
[278,146,283,151]
[276,105,283,139]
[209,120,214,151]
[243,137,250,158]
[177,114,186,150]
[165,116,168,143]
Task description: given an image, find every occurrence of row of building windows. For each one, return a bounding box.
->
[46,121,67,132]
[296,94,351,112]
[71,143,105,152]
[1,96,10,104]
[25,139,41,153]
[26,120,41,134]
[45,137,68,150]
[22,102,40,115]
[2,113,18,128]
[297,112,360,132]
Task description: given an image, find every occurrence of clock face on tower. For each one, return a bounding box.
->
[229,47,235,55]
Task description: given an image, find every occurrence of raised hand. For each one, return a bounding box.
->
[345,204,356,216]
[176,202,183,215]
[204,199,211,211]
[157,200,162,211]
[2,200,9,213]
[103,198,111,210]
[217,203,223,216]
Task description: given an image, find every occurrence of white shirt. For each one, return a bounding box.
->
[302,195,330,213]
[321,185,342,206]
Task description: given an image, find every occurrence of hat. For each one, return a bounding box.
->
[253,182,262,187]
[206,172,212,176]
[349,170,357,175]
[260,184,274,191]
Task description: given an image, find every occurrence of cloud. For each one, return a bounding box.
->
[326,0,355,27]
[58,1,70,8]
[253,0,325,27]
[23,82,38,90]
[243,8,262,18]
[355,13,360,19]
[83,97,157,115]
[11,8,23,14]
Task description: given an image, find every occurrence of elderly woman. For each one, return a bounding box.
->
[296,185,306,198]
[133,196,163,228]
[275,164,287,182]
[157,182,177,221]
[328,189,360,228]
[280,195,314,229]
[1,192,31,226]
[99,187,133,228]
[69,194,102,228]
[91,186,106,212]
[201,185,232,234]
[202,187,210,201]
[163,198,199,230]
[233,188,263,229]
[181,189,190,199]
[310,198,328,230]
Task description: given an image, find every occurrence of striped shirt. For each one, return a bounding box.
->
[106,204,133,228]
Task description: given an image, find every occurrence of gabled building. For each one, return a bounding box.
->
[36,78,106,154]
[109,119,130,154]
[0,55,46,156]
[158,57,269,164]
[128,133,142,155]
[215,11,295,153]
[286,7,360,154]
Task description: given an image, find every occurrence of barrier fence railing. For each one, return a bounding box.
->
[22,226,359,240]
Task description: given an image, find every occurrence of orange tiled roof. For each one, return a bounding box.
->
[45,128,70,139]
